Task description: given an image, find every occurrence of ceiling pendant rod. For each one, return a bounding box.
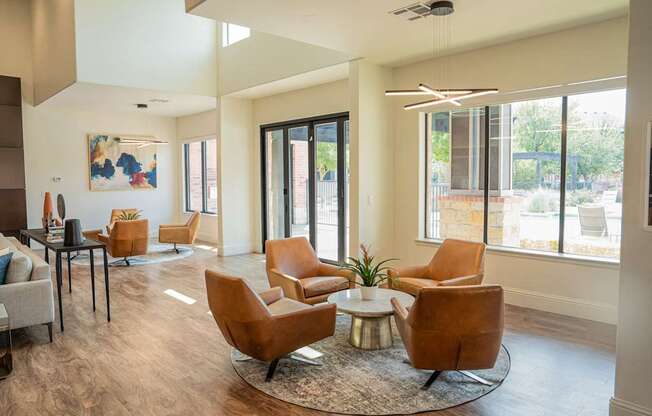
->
[384,0,499,110]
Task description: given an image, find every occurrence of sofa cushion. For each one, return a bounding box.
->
[301,276,349,298]
[267,297,312,316]
[0,249,13,285]
[6,248,33,284]
[0,236,12,250]
[392,277,439,296]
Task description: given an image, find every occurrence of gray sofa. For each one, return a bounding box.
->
[0,234,54,341]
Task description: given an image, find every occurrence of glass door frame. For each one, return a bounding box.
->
[260,112,349,263]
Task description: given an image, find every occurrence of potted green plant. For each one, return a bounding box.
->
[117,210,142,221]
[341,244,397,300]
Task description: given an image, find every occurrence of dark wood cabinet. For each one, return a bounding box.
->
[0,75,27,237]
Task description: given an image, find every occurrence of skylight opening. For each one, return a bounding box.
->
[222,22,250,47]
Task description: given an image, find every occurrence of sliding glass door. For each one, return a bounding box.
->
[261,113,349,263]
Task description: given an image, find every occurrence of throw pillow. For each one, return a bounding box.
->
[0,251,13,285]
[6,248,33,284]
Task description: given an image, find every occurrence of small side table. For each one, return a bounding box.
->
[0,304,12,379]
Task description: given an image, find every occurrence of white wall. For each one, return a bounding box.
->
[0,0,33,103]
[219,30,351,96]
[390,18,628,324]
[218,96,255,255]
[31,0,77,105]
[611,1,652,415]
[175,109,219,243]
[349,60,395,259]
[74,0,217,97]
[22,103,178,236]
[251,79,350,251]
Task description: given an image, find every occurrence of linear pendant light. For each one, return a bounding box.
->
[385,1,498,110]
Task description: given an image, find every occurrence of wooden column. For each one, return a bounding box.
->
[0,76,26,237]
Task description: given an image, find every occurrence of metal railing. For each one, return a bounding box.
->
[317,180,338,226]
[429,183,450,238]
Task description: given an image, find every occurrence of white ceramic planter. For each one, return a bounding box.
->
[360,286,378,301]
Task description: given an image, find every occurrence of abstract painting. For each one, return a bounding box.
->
[88,134,158,191]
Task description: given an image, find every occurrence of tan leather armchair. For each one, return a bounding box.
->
[265,237,354,305]
[388,239,486,295]
[159,211,201,253]
[392,285,504,390]
[205,269,337,381]
[97,219,149,266]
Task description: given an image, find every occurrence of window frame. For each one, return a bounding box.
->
[422,89,625,263]
[221,22,251,47]
[183,137,217,215]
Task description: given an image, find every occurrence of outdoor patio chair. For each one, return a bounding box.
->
[578,205,608,237]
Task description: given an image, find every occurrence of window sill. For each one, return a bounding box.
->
[414,238,620,269]
[184,211,218,218]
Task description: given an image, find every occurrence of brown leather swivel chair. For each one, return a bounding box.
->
[97,219,149,266]
[159,211,201,253]
[205,270,336,381]
[265,237,354,304]
[392,285,504,390]
[388,239,486,295]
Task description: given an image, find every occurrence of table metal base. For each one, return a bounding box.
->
[0,327,12,379]
[349,315,393,350]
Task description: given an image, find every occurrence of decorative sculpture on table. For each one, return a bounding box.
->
[57,194,66,223]
[42,192,54,231]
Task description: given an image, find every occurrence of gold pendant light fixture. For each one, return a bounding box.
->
[386,1,498,110]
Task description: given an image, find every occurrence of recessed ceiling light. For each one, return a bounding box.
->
[135,103,148,109]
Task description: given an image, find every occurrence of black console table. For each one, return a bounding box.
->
[19,229,110,332]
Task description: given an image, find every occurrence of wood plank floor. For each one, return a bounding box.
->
[0,244,616,416]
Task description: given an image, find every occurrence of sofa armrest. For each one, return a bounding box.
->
[391,297,409,322]
[0,279,55,330]
[438,273,484,287]
[318,263,356,287]
[268,268,305,302]
[272,303,337,348]
[258,287,284,305]
[97,234,110,244]
[388,265,429,279]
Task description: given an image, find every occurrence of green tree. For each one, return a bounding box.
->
[316,142,337,180]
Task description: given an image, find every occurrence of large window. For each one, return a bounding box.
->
[184,139,217,214]
[425,89,625,260]
[221,23,250,47]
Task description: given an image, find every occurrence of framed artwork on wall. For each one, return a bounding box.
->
[645,123,652,230]
[88,134,159,191]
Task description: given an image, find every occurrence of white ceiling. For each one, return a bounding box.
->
[228,62,349,99]
[41,82,217,118]
[192,0,628,66]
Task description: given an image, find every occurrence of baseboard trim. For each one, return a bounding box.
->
[611,397,652,416]
[217,242,256,257]
[503,286,617,324]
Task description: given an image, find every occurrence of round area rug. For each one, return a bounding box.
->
[70,243,193,267]
[231,315,510,415]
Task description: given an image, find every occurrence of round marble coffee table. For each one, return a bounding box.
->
[327,288,414,350]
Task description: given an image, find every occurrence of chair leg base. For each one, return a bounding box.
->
[265,358,280,382]
[421,371,442,390]
[46,322,53,343]
[458,370,493,386]
[109,258,131,267]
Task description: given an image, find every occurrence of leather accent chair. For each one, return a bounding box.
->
[392,285,504,390]
[265,237,354,305]
[159,211,201,253]
[97,219,149,266]
[205,269,337,381]
[388,239,486,295]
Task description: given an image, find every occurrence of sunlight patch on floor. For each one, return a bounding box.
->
[164,289,196,305]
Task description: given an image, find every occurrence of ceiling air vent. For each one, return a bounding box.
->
[389,2,433,21]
